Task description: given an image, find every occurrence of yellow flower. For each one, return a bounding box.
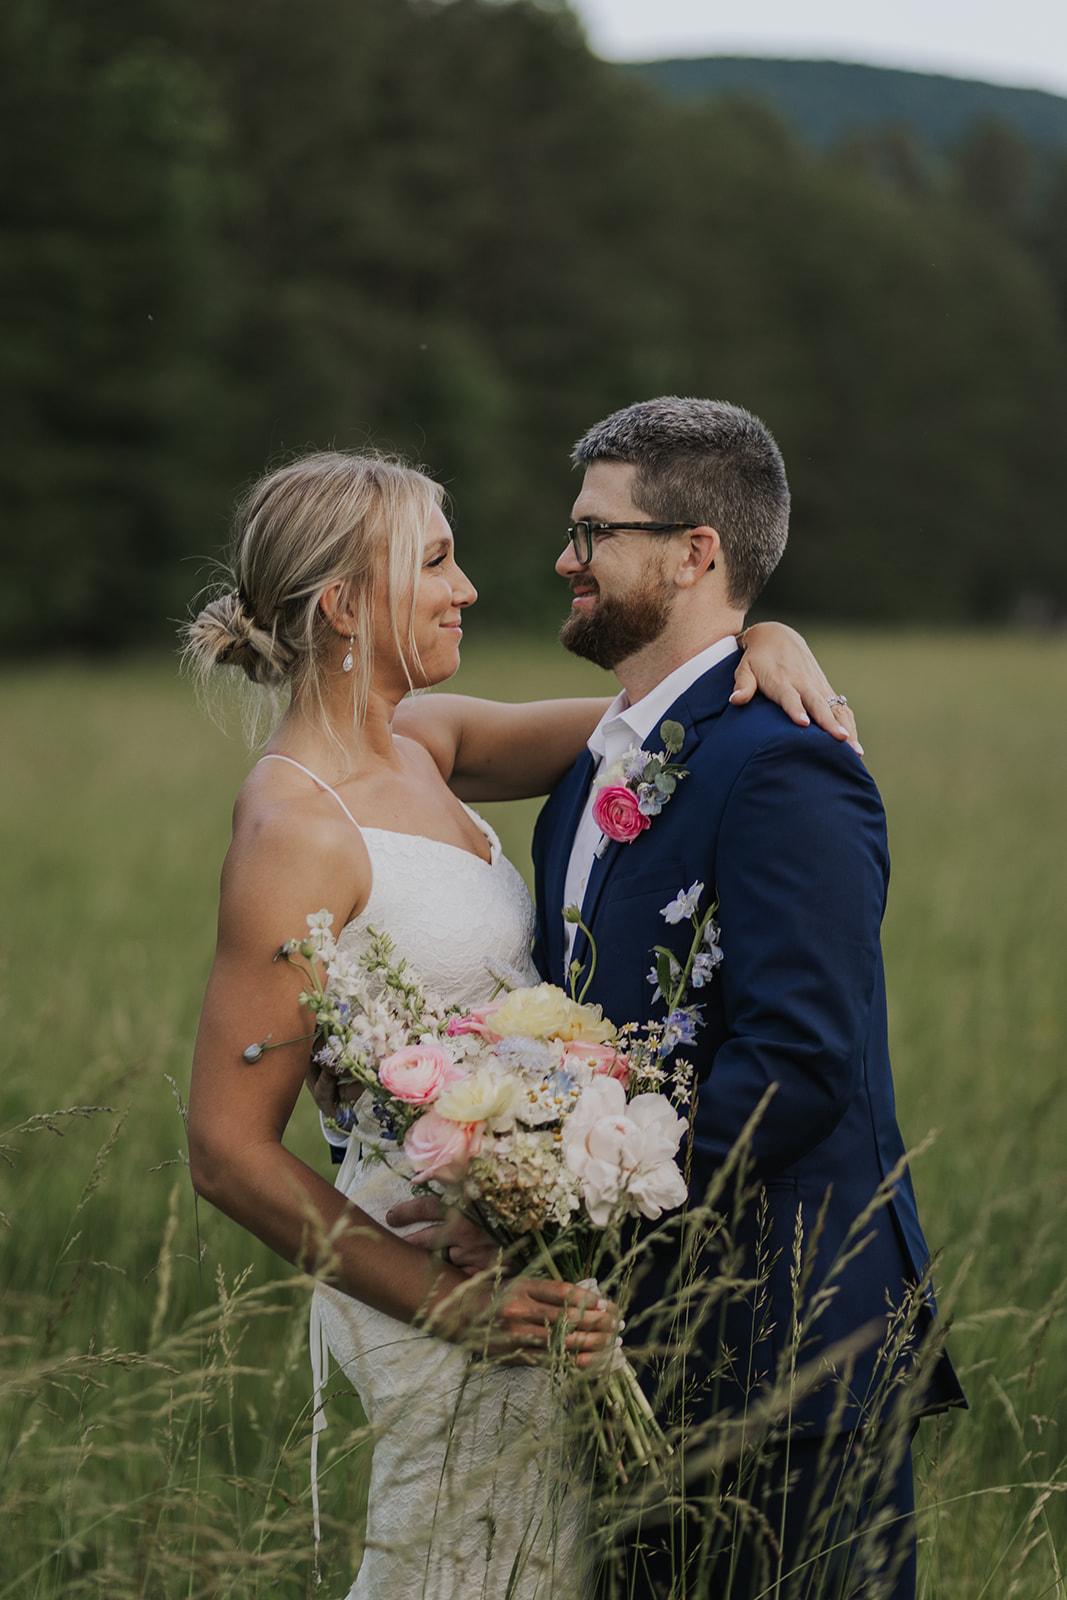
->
[489,983,616,1044]
[437,1068,524,1124]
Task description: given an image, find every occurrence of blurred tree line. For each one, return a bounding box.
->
[1,0,1065,652]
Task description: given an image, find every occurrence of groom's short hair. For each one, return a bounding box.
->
[573,397,790,609]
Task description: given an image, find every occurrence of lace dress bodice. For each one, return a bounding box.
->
[261,751,537,1005]
[337,815,537,998]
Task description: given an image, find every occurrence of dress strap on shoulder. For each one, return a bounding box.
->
[258,753,363,834]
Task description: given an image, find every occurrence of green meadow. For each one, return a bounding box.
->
[1,631,1065,1596]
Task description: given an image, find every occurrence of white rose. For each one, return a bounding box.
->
[624,1094,689,1170]
[626,1152,689,1219]
[563,1078,687,1227]
[437,1067,524,1126]
[489,984,616,1044]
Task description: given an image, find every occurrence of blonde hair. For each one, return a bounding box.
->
[182,451,443,746]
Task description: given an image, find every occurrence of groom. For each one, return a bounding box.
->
[532,398,964,1598]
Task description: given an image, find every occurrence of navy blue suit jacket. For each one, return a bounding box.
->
[532,651,964,1435]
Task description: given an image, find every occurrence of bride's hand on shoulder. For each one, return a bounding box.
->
[730,621,862,753]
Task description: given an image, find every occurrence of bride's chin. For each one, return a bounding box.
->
[407,654,461,691]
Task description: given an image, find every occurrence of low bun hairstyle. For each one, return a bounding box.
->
[182,451,443,742]
[186,587,298,687]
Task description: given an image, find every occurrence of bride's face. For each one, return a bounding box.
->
[375,507,477,690]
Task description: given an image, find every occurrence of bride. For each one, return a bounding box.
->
[184,450,858,1599]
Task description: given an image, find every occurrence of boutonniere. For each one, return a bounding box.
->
[592,720,688,854]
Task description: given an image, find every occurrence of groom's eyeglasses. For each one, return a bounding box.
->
[566,519,698,565]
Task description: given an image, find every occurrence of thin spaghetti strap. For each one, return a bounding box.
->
[258,753,364,835]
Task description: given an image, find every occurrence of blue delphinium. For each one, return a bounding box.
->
[704,918,723,967]
[659,1005,704,1056]
[661,881,704,924]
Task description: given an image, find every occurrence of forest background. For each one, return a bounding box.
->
[2,0,1067,651]
[3,1,1067,1592]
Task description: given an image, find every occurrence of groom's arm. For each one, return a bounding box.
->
[692,729,888,1177]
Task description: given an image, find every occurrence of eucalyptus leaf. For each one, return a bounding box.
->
[661,720,685,754]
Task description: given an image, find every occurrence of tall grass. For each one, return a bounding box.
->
[0,632,1064,1595]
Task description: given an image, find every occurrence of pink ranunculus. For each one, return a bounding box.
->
[592,784,650,845]
[561,1040,630,1084]
[403,1109,483,1184]
[445,999,506,1041]
[378,1044,463,1105]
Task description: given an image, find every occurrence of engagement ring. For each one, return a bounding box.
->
[826,694,848,708]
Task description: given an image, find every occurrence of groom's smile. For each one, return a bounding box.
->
[567,576,599,608]
[557,462,679,670]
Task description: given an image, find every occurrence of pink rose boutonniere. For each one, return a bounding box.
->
[592,783,648,843]
[592,720,688,851]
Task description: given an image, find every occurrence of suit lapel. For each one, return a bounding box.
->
[574,654,740,950]
[670,651,739,749]
[545,750,595,984]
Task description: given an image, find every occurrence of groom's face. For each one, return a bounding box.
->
[557,462,677,670]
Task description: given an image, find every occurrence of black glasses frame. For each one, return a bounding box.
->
[566,519,698,564]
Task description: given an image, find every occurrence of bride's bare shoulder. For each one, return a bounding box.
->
[222,759,372,925]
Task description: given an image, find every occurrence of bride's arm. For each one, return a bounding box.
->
[397,622,860,802]
[728,622,860,748]
[187,797,611,1361]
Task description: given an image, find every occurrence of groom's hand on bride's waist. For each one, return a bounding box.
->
[386,1195,503,1276]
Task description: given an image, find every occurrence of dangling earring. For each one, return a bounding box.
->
[342,634,354,673]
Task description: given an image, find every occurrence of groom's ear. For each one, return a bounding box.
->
[674,527,720,588]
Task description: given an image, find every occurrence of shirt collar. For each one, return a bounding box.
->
[587,634,740,765]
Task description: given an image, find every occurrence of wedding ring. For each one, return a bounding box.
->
[826,694,848,708]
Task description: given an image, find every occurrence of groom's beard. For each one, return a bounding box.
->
[559,563,675,670]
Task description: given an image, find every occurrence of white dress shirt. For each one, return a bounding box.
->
[561,635,740,963]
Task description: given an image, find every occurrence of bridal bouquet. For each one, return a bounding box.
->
[249,885,722,1477]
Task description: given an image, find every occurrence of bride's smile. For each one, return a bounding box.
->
[374,506,477,695]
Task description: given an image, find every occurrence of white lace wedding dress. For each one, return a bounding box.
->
[266,759,588,1600]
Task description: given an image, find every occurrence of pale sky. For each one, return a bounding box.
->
[572,1,1067,99]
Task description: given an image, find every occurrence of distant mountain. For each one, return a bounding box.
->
[621,57,1067,154]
